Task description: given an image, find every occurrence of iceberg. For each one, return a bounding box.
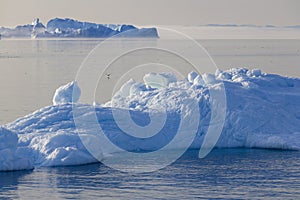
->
[1,68,300,171]
[44,18,159,38]
[0,18,159,38]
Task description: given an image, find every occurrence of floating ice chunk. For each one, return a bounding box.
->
[188,71,198,83]
[143,72,177,89]
[0,127,33,171]
[53,81,81,105]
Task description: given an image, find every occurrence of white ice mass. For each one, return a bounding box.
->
[143,72,177,89]
[1,68,300,171]
[53,81,81,105]
[0,18,159,38]
[0,127,33,171]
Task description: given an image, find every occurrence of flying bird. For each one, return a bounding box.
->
[106,73,111,80]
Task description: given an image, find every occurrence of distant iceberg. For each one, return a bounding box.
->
[0,18,159,38]
[1,68,300,171]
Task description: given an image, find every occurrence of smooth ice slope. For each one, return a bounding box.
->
[1,68,300,171]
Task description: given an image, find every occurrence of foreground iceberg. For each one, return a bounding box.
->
[1,68,300,171]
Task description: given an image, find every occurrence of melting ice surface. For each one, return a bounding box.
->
[1,68,300,171]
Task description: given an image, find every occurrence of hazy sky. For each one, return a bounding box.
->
[1,0,300,27]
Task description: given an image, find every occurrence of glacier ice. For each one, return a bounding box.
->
[1,68,300,171]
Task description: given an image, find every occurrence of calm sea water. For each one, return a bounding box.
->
[0,39,300,199]
[0,149,299,199]
[1,39,300,124]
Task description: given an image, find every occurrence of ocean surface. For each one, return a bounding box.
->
[0,149,299,199]
[0,38,300,199]
[1,39,300,124]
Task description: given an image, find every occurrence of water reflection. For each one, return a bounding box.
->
[0,149,299,199]
[0,170,33,199]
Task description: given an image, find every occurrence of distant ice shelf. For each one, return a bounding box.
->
[0,18,159,38]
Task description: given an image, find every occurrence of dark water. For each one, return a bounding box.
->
[0,149,299,199]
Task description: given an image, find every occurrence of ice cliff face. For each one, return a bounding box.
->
[1,68,300,171]
[0,18,159,38]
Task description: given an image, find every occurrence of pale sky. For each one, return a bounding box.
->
[0,0,300,27]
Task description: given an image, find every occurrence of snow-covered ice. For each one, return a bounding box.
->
[1,68,300,171]
[143,72,177,89]
[53,81,81,105]
[0,127,33,171]
[0,18,159,38]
